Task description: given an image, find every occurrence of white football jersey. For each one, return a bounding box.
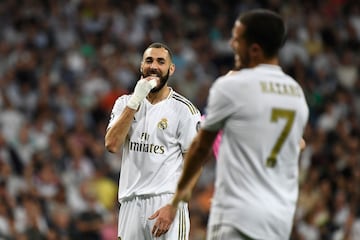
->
[107,88,201,202]
[202,64,309,240]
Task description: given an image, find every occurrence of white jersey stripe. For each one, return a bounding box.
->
[172,93,199,115]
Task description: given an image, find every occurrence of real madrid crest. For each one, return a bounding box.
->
[158,118,168,130]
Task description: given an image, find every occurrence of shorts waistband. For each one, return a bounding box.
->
[120,192,173,203]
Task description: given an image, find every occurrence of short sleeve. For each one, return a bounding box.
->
[202,78,235,131]
[178,109,201,153]
[106,95,128,130]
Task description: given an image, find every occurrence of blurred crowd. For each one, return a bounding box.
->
[0,0,359,239]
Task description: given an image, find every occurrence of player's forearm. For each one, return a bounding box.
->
[187,166,203,192]
[105,107,136,153]
[178,135,211,190]
[171,137,210,208]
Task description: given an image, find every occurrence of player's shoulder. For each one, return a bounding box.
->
[213,69,251,90]
[114,93,131,104]
[170,91,200,115]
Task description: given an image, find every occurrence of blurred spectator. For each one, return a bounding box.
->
[71,180,106,240]
[100,210,118,240]
[336,49,358,90]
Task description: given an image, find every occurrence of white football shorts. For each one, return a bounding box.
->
[118,193,189,240]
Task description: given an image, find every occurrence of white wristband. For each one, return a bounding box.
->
[127,94,142,110]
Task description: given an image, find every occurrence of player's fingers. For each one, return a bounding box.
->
[148,211,158,220]
[152,224,169,237]
[153,225,163,237]
[148,78,157,88]
[152,225,157,235]
[154,228,168,237]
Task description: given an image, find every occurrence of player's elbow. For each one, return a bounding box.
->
[105,141,117,153]
[104,136,119,153]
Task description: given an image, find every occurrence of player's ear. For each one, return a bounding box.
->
[249,43,262,61]
[140,60,144,73]
[249,43,261,55]
[169,63,175,76]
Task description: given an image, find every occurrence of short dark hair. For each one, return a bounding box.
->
[238,9,286,58]
[146,42,173,61]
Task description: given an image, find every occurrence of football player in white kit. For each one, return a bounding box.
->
[105,43,201,239]
[169,9,309,240]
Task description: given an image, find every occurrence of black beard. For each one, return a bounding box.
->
[142,69,170,93]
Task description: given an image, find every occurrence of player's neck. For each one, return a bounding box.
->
[249,57,278,68]
[147,86,171,104]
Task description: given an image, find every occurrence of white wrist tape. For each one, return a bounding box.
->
[127,78,157,110]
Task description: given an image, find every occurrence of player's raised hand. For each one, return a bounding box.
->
[127,76,158,110]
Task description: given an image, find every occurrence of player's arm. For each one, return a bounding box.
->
[149,152,205,238]
[105,107,136,153]
[171,128,218,208]
[182,152,204,191]
[149,129,217,237]
[105,77,157,153]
